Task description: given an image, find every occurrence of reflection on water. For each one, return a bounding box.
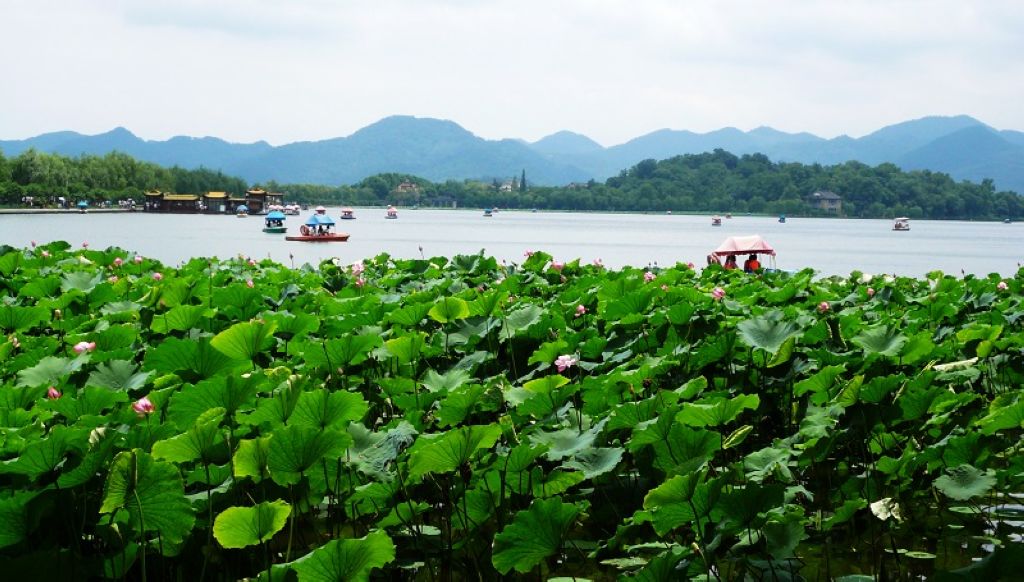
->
[2,209,1022,277]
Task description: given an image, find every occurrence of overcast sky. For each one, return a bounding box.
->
[3,0,1022,146]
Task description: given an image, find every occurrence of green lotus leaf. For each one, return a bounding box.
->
[764,518,807,559]
[469,290,509,317]
[628,547,690,582]
[436,384,487,427]
[291,530,395,582]
[385,302,433,327]
[934,464,996,501]
[676,394,759,427]
[532,469,586,497]
[737,311,800,355]
[42,386,127,423]
[100,450,195,545]
[289,389,368,430]
[94,325,139,351]
[0,491,34,549]
[0,425,86,479]
[152,408,226,464]
[144,336,241,380]
[0,305,49,332]
[168,374,259,428]
[211,320,278,362]
[384,332,427,365]
[213,500,291,549]
[16,355,86,388]
[744,445,795,483]
[852,325,908,357]
[87,359,152,392]
[492,498,580,574]
[793,365,846,400]
[150,305,212,334]
[60,271,103,293]
[500,304,544,339]
[428,296,470,323]
[233,436,271,483]
[345,422,418,481]
[301,334,382,369]
[408,423,501,478]
[530,418,608,462]
[561,447,624,479]
[267,425,351,486]
[264,311,319,338]
[642,472,722,535]
[720,484,785,529]
[421,367,472,393]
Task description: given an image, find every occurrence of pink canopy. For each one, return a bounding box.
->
[712,235,776,257]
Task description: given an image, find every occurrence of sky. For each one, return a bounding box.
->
[2,0,1022,146]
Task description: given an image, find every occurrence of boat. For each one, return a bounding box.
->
[483,208,494,217]
[1004,218,1012,224]
[286,207,350,242]
[711,216,722,226]
[778,214,786,223]
[385,205,398,219]
[893,217,910,231]
[262,210,287,233]
[283,204,301,216]
[725,213,733,219]
[340,207,356,220]
[236,204,249,218]
[709,234,777,271]
[76,200,88,213]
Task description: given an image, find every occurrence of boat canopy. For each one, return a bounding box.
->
[305,214,335,226]
[894,217,910,221]
[315,205,327,212]
[237,205,249,212]
[266,210,286,220]
[712,235,776,257]
[76,200,88,208]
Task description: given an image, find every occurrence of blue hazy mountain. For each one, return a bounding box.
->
[1,114,1021,192]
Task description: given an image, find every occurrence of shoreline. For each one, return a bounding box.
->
[0,208,133,215]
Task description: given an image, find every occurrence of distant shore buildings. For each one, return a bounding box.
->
[806,190,843,215]
[143,188,285,214]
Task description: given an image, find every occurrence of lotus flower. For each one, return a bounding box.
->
[134,255,143,264]
[555,354,577,372]
[47,386,61,400]
[687,262,695,269]
[818,301,830,313]
[355,278,366,288]
[113,257,123,267]
[644,271,656,283]
[661,284,669,292]
[41,250,51,258]
[997,281,1008,291]
[575,304,587,317]
[132,396,155,416]
[592,258,603,268]
[9,336,19,349]
[351,261,365,276]
[108,275,118,283]
[524,250,535,258]
[867,287,875,297]
[551,261,564,272]
[53,309,62,320]
[81,241,89,249]
[152,272,163,281]
[30,240,37,248]
[248,259,257,267]
[246,279,254,288]
[712,287,726,300]
[73,341,96,354]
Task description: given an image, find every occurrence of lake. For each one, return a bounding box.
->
[1,208,1021,277]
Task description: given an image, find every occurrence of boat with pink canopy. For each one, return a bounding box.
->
[709,235,777,269]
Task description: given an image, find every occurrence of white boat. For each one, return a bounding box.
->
[893,217,910,231]
[711,216,722,226]
[385,205,398,219]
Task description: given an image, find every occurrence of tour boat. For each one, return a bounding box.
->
[385,206,398,219]
[709,234,777,271]
[286,208,350,242]
[236,204,249,218]
[340,207,356,220]
[711,216,722,226]
[725,213,733,219]
[483,208,494,217]
[77,200,88,213]
[779,214,786,223]
[262,210,287,234]
[893,217,910,231]
[284,204,301,216]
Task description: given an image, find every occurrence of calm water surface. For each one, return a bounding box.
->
[2,209,1022,277]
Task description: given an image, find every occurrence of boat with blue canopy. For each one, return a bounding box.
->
[286,207,350,242]
[263,210,287,233]
[236,204,249,218]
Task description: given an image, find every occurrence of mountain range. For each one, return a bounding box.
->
[2,114,1022,193]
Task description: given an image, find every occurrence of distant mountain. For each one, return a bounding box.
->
[1,114,1022,192]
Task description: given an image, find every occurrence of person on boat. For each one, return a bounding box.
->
[723,255,738,270]
[743,254,760,273]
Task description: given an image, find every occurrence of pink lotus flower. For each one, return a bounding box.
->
[47,386,61,400]
[41,250,51,258]
[30,240,37,248]
[132,396,155,416]
[867,287,875,297]
[661,284,669,292]
[555,354,577,372]
[350,261,365,276]
[73,341,96,354]
[712,287,726,300]
[134,255,143,264]
[81,241,89,249]
[246,279,254,288]
[524,250,535,258]
[687,262,695,269]
[152,272,163,281]
[592,258,604,268]
[113,257,123,267]
[818,301,830,313]
[575,304,587,317]
[551,261,564,271]
[997,281,1008,291]
[248,259,257,267]
[355,278,366,288]
[108,275,119,284]
[644,271,656,283]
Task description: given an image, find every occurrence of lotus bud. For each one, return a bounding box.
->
[711,287,726,300]
[997,281,1008,291]
[10,336,19,349]
[248,259,256,267]
[134,255,143,264]
[81,241,89,249]
[132,396,155,416]
[818,301,830,313]
[47,386,61,400]
[54,308,62,320]
[108,275,118,284]
[575,304,587,317]
[355,277,366,288]
[687,262,695,269]
[644,271,656,283]
[152,272,163,281]
[73,341,96,354]
[113,257,123,267]
[524,250,535,257]
[551,261,564,272]
[246,279,254,288]
[661,284,669,292]
[30,240,37,248]
[592,258,603,268]
[350,261,365,276]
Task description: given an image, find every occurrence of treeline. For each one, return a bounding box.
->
[3,147,1022,220]
[0,148,246,204]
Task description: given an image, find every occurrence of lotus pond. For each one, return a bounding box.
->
[1,242,1023,581]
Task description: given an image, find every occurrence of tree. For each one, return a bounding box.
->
[520,169,527,192]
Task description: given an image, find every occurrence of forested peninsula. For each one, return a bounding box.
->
[1,147,1021,220]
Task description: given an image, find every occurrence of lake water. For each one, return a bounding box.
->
[2,209,1022,277]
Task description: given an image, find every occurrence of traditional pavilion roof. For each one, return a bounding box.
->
[204,191,228,198]
[144,191,163,197]
[163,194,199,202]
[246,188,267,196]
